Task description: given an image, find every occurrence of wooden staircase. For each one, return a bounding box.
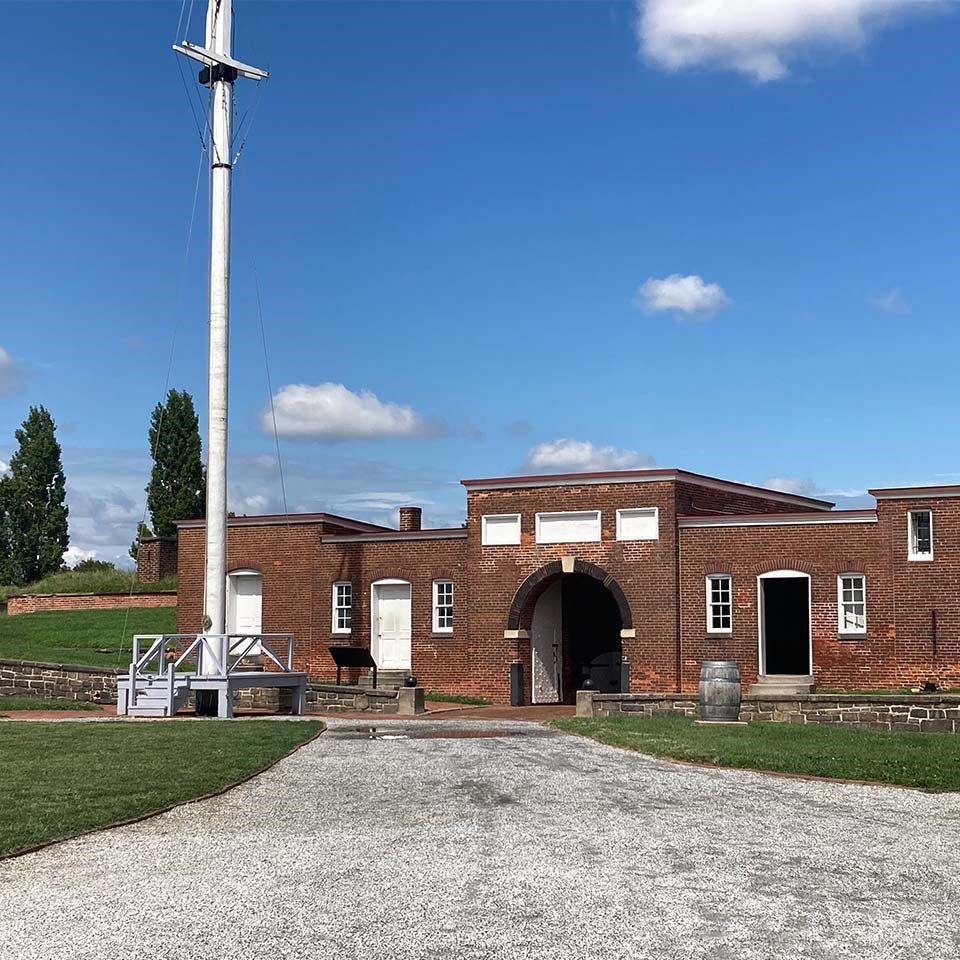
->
[119,671,193,717]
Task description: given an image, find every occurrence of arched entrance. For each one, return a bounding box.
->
[511,561,628,704]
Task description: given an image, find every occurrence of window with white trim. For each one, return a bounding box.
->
[908,510,933,561]
[837,574,866,634]
[332,582,352,633]
[482,514,521,546]
[616,507,659,541]
[706,575,732,633]
[433,580,453,633]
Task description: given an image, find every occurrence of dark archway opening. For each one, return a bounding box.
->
[562,574,623,699]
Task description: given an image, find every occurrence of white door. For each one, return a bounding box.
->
[531,580,562,704]
[374,583,412,670]
[228,572,262,654]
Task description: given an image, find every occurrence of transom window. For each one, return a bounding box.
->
[908,510,933,561]
[706,575,732,633]
[433,580,454,633]
[332,582,352,633]
[837,574,866,634]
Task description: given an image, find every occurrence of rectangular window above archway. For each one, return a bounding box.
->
[536,511,601,544]
[482,514,521,545]
[616,508,659,541]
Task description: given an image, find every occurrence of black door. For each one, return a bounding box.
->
[762,578,810,674]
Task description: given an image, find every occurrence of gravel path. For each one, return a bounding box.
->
[2,718,959,959]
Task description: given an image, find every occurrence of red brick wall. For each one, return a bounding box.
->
[877,496,960,687]
[315,537,468,689]
[679,510,960,692]
[136,538,178,583]
[675,480,826,516]
[466,480,681,702]
[177,523,322,653]
[7,592,177,616]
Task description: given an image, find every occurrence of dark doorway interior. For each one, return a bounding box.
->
[762,577,810,675]
[561,574,623,701]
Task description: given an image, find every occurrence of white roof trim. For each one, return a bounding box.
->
[176,514,386,532]
[463,470,832,510]
[322,530,467,544]
[679,512,877,529]
[871,487,960,500]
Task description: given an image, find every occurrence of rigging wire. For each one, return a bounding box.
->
[254,271,290,519]
[116,144,208,667]
[233,77,268,166]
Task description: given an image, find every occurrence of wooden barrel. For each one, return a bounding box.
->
[698,660,741,722]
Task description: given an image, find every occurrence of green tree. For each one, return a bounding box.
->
[0,406,69,584]
[145,389,205,538]
[128,521,153,562]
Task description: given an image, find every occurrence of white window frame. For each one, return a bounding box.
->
[837,573,866,635]
[332,581,352,634]
[433,579,454,634]
[535,510,601,544]
[616,507,660,542]
[705,575,732,634]
[907,509,933,561]
[481,513,521,546]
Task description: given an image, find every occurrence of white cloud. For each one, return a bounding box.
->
[636,0,938,82]
[634,274,731,319]
[763,476,819,496]
[0,347,24,395]
[872,287,910,314]
[527,439,655,472]
[265,383,437,440]
[63,545,98,567]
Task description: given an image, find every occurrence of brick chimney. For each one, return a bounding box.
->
[398,506,422,532]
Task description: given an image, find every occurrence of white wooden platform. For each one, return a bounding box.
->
[117,634,307,718]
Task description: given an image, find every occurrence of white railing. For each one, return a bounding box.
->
[129,633,295,679]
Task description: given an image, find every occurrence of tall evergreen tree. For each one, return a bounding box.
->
[0,406,69,584]
[145,389,205,538]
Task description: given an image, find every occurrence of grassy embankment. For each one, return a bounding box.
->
[552,714,960,791]
[0,719,323,856]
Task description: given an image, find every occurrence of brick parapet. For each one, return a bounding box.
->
[7,592,177,616]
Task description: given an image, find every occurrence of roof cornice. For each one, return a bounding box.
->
[321,528,468,544]
[461,468,834,510]
[869,485,960,500]
[679,510,877,529]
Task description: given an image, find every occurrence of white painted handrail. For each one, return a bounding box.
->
[129,634,296,680]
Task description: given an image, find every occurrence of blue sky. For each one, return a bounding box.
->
[0,1,957,565]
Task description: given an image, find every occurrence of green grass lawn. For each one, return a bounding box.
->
[552,715,960,791]
[0,696,101,711]
[0,607,177,668]
[424,691,492,706]
[0,719,323,857]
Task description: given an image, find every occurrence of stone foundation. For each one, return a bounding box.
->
[0,657,427,714]
[579,691,960,733]
[0,659,120,704]
[234,683,425,714]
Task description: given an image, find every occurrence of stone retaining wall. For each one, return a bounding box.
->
[7,592,177,616]
[0,658,120,704]
[235,683,423,714]
[578,692,960,733]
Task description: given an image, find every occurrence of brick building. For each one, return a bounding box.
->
[175,468,960,703]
